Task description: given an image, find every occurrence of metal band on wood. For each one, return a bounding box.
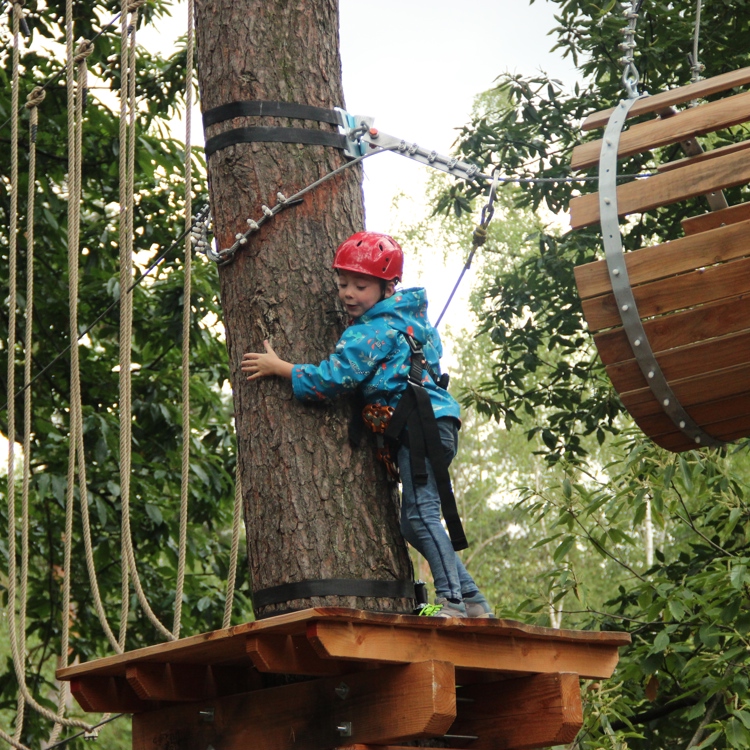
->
[253,578,416,609]
[599,98,723,448]
[205,126,346,157]
[202,100,340,128]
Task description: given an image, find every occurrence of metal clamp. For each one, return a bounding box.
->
[598,97,723,448]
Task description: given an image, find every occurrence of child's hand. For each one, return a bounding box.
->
[241,341,293,380]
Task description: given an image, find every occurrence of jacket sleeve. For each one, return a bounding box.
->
[291,325,397,402]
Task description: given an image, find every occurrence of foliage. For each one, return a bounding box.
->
[446,0,750,464]
[416,2,750,748]
[0,2,251,746]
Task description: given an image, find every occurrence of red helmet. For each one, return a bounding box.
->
[333,231,403,281]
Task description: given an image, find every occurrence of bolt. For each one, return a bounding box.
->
[335,683,350,700]
[337,721,353,737]
[199,708,215,723]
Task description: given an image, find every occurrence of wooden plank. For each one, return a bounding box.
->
[682,200,750,235]
[592,295,750,365]
[569,147,750,229]
[581,255,750,332]
[449,673,583,750]
[71,676,150,713]
[605,328,750,394]
[125,663,259,702]
[306,621,622,680]
[132,660,457,750]
[659,140,750,175]
[246,633,353,675]
[581,66,750,131]
[572,92,750,170]
[650,417,750,451]
[635,392,750,438]
[57,608,630,683]
[574,218,750,301]
[620,361,750,416]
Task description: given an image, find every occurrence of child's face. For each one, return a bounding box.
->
[337,270,394,318]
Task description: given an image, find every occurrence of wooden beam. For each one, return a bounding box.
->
[581,66,750,131]
[605,328,750,394]
[681,200,750,235]
[572,91,750,171]
[569,147,750,229]
[592,295,750,365]
[659,140,750,175]
[574,218,750,301]
[132,660,457,750]
[125,663,260,702]
[246,633,352,675]
[71,676,150,713]
[450,672,583,750]
[306,621,621,679]
[580,255,750,332]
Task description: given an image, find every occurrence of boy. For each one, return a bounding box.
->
[241,231,492,618]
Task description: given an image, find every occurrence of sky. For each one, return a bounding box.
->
[137,0,578,329]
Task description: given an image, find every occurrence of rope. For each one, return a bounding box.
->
[2,3,88,737]
[7,2,23,741]
[116,0,175,642]
[618,0,643,98]
[689,0,705,85]
[173,0,194,638]
[223,466,243,629]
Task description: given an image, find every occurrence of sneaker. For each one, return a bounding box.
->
[420,597,467,619]
[463,592,495,619]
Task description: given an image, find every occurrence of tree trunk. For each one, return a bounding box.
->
[194,0,413,618]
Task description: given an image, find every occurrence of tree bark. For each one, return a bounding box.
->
[194,0,413,618]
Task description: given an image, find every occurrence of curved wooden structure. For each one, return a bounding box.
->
[57,608,629,750]
[570,66,750,451]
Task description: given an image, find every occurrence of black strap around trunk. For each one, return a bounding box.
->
[253,578,416,609]
[202,99,340,129]
[203,99,346,158]
[205,126,346,157]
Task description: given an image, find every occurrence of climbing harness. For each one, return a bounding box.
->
[383,334,467,552]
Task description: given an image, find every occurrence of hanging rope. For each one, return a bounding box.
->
[7,1,24,742]
[115,0,176,643]
[223,466,243,628]
[3,2,88,738]
[689,0,705,85]
[173,0,194,638]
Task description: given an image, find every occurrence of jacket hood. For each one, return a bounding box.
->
[358,287,432,342]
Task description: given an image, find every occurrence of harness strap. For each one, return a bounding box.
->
[202,99,340,128]
[385,383,468,551]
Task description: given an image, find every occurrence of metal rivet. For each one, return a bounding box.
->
[663,399,670,407]
[695,436,701,444]
[335,683,350,700]
[199,708,215,723]
[634,338,641,346]
[337,722,353,737]
[612,268,621,276]
[679,421,686,429]
[621,304,629,312]
[604,197,612,205]
[648,371,655,379]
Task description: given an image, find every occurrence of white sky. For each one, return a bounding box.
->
[138,0,578,328]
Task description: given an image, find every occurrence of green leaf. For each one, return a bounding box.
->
[726,717,750,748]
[731,564,747,590]
[652,630,670,652]
[553,535,576,562]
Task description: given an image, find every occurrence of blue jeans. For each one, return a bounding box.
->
[398,419,478,601]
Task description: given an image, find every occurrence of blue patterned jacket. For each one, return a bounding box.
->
[291,287,460,421]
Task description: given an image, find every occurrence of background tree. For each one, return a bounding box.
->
[193,0,412,617]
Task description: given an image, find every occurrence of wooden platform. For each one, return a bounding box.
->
[57,608,630,750]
